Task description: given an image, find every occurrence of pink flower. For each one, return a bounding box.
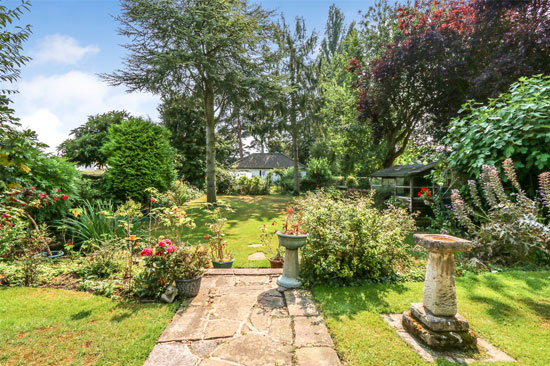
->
[158,241,166,247]
[155,251,163,256]
[164,239,173,245]
[167,245,176,253]
[140,248,153,256]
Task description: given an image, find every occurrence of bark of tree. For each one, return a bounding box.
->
[204,84,217,203]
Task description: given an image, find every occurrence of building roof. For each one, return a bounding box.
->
[369,162,438,178]
[233,153,306,170]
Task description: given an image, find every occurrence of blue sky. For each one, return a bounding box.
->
[9,0,376,152]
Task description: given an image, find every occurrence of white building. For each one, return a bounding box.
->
[231,153,307,181]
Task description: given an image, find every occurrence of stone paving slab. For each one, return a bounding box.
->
[145,273,342,366]
[382,313,516,364]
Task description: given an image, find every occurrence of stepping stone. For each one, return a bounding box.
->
[248,252,266,261]
[204,319,241,339]
[211,333,292,366]
[268,317,292,342]
[144,343,198,366]
[296,347,341,366]
[158,306,209,342]
[294,316,334,348]
[250,307,270,332]
[199,359,233,366]
[258,289,285,309]
[284,289,320,317]
[190,340,219,357]
[212,294,257,321]
[248,243,263,247]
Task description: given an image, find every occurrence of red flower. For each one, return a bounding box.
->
[67,242,72,246]
[39,193,46,198]
[204,235,209,240]
[53,197,59,202]
[3,214,10,218]
[29,238,33,242]
[140,248,153,256]
[57,189,61,193]
[164,239,173,245]
[271,222,275,226]
[274,230,278,234]
[167,245,176,253]
[158,241,166,247]
[155,251,163,256]
[62,195,69,200]
[30,188,36,191]
[45,201,49,205]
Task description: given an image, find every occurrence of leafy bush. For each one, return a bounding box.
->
[134,238,178,298]
[302,157,334,190]
[235,176,270,195]
[167,245,209,280]
[215,167,237,194]
[170,178,202,204]
[57,200,125,253]
[102,118,175,202]
[446,75,550,192]
[300,190,417,284]
[451,159,550,266]
[272,167,295,193]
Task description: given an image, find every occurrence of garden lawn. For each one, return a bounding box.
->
[313,271,550,366]
[0,287,178,366]
[180,194,292,268]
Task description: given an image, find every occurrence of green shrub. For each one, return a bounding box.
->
[272,167,295,193]
[446,75,550,192]
[300,190,417,284]
[235,176,270,195]
[302,157,334,190]
[170,178,202,204]
[102,118,175,202]
[215,167,236,194]
[57,200,125,253]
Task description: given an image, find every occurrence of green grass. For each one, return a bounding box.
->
[0,287,178,366]
[313,271,550,366]
[180,194,293,268]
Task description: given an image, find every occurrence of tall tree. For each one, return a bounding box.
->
[275,16,318,194]
[58,111,130,168]
[103,0,275,203]
[352,0,550,168]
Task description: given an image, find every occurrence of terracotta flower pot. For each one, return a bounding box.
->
[268,257,284,268]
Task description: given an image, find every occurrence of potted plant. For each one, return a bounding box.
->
[418,186,432,206]
[277,206,308,288]
[205,209,234,268]
[168,245,210,298]
[260,222,284,268]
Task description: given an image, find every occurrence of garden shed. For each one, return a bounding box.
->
[369,162,439,213]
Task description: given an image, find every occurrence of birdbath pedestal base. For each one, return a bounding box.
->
[402,234,477,350]
[276,233,308,289]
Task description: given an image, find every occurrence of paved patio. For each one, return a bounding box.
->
[145,269,342,366]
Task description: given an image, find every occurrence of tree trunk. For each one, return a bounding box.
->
[291,101,300,195]
[237,114,244,159]
[204,84,217,203]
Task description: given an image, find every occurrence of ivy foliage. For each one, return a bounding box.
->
[102,118,175,202]
[446,75,550,188]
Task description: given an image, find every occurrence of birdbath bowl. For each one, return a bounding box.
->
[401,233,476,350]
[276,232,308,288]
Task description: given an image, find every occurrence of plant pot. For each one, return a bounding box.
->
[175,275,203,298]
[37,250,64,259]
[212,259,234,268]
[268,257,284,268]
[276,232,308,250]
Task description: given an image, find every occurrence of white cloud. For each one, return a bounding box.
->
[13,71,160,152]
[32,34,100,65]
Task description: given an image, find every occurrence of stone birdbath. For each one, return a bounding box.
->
[402,233,477,350]
[276,232,308,288]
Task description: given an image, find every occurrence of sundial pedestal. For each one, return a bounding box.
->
[402,234,477,350]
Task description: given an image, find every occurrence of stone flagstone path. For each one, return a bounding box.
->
[145,269,342,366]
